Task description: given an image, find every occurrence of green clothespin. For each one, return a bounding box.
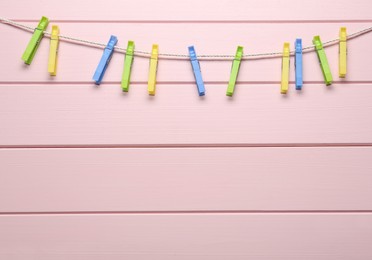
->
[22,16,49,65]
[313,36,333,85]
[226,46,243,96]
[121,41,135,92]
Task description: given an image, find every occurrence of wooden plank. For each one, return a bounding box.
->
[0,22,371,83]
[1,83,372,146]
[1,147,372,212]
[1,213,372,259]
[1,0,372,21]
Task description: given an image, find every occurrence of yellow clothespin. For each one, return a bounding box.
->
[339,27,347,78]
[48,25,59,76]
[281,42,290,94]
[148,44,159,95]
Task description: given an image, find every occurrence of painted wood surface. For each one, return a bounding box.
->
[2,0,372,20]
[1,214,372,260]
[1,0,372,258]
[1,84,372,146]
[1,147,372,212]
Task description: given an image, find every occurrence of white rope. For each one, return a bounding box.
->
[1,16,372,61]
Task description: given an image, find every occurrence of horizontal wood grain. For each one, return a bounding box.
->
[1,83,372,146]
[1,147,372,212]
[1,213,372,259]
[1,0,372,258]
[0,22,371,83]
[2,0,372,21]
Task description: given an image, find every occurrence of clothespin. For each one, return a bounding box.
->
[47,25,59,76]
[226,46,243,96]
[313,36,333,85]
[281,43,290,94]
[148,44,159,95]
[339,27,347,78]
[188,46,205,96]
[92,35,118,85]
[294,38,303,90]
[121,41,135,92]
[22,16,49,65]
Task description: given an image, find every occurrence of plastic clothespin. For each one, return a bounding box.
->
[339,27,347,78]
[188,46,205,96]
[92,35,118,85]
[148,44,159,95]
[22,16,49,65]
[47,25,59,76]
[281,43,290,94]
[294,38,303,90]
[226,46,243,96]
[313,36,333,85]
[121,41,135,92]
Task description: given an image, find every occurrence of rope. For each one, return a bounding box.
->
[1,16,372,61]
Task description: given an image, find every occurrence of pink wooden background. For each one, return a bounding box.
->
[1,0,372,259]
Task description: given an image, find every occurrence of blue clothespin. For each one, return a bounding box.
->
[188,46,205,96]
[294,38,303,90]
[93,35,118,85]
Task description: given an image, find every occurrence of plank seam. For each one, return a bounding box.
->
[1,144,372,149]
[1,81,372,86]
[1,210,372,216]
[9,19,372,24]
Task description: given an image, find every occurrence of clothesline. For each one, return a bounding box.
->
[1,16,372,61]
